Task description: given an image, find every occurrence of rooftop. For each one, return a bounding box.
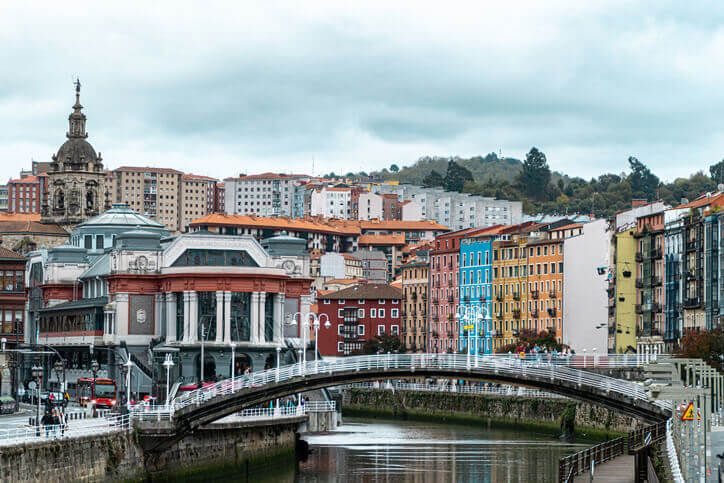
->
[78,203,165,229]
[0,247,25,260]
[114,166,184,174]
[190,214,361,235]
[358,234,406,246]
[322,282,402,300]
[225,172,308,181]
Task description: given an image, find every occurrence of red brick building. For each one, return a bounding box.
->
[317,283,402,356]
[7,174,47,214]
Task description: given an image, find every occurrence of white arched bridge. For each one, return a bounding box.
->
[135,353,670,452]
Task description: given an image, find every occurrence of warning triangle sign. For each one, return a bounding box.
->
[681,402,695,421]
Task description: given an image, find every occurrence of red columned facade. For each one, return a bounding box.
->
[317,283,402,356]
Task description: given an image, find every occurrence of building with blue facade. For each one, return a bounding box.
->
[458,230,498,355]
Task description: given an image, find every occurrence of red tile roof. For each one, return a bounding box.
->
[322,283,402,300]
[358,234,406,246]
[675,192,724,210]
[189,214,361,235]
[0,247,25,260]
[114,166,184,174]
[224,172,308,181]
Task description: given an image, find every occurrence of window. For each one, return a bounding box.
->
[377,325,386,335]
[378,308,385,318]
[391,308,399,318]
[358,325,365,335]
[323,299,331,304]
[378,299,386,304]
[337,308,344,318]
[339,299,345,304]
[392,299,399,304]
[370,308,377,318]
[337,342,344,352]
[391,325,399,335]
[337,324,344,335]
[84,235,93,249]
[357,308,365,318]
[358,299,366,304]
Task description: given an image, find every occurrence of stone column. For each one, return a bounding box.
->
[115,293,129,337]
[215,291,224,343]
[188,291,198,343]
[223,291,232,343]
[300,294,312,339]
[273,293,285,344]
[166,293,177,342]
[250,292,260,343]
[154,293,164,337]
[183,292,191,342]
[258,292,267,342]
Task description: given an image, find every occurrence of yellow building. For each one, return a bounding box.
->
[492,238,528,350]
[613,229,637,352]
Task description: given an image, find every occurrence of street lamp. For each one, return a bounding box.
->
[124,359,133,409]
[275,345,282,382]
[162,354,174,407]
[313,314,331,371]
[200,323,207,384]
[230,342,236,393]
[31,364,42,435]
[53,360,65,398]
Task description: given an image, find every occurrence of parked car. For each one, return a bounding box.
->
[0,396,18,414]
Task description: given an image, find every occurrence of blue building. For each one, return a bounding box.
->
[459,233,495,355]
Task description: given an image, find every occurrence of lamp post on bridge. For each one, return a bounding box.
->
[287,311,328,374]
[124,359,134,409]
[456,305,487,368]
[162,354,174,407]
[230,342,236,393]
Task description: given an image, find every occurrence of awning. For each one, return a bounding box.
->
[39,296,108,314]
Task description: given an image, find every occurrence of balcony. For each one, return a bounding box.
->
[531,309,539,318]
[608,305,615,317]
[491,330,502,339]
[512,309,521,319]
[531,290,539,299]
[635,304,643,314]
[651,248,662,259]
[635,252,644,262]
[547,307,557,317]
[651,275,662,286]
[447,295,454,303]
[431,298,439,304]
[686,240,699,252]
[635,278,644,288]
[495,294,502,302]
[683,297,701,308]
[549,290,557,299]
[512,292,521,301]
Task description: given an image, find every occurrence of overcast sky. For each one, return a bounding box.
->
[1,1,723,183]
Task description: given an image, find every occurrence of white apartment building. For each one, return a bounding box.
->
[376,185,522,230]
[357,192,383,220]
[224,173,308,217]
[310,187,352,219]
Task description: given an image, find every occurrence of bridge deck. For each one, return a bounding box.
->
[573,455,634,482]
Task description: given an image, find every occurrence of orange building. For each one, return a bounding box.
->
[525,239,564,342]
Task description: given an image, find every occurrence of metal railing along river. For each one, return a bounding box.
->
[0,413,130,446]
[130,400,336,422]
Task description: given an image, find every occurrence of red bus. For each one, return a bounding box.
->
[76,378,117,408]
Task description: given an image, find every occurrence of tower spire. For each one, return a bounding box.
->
[67,78,87,139]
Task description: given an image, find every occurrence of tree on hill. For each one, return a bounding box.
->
[390,164,400,173]
[710,159,724,185]
[422,169,444,187]
[627,156,660,201]
[443,160,474,192]
[516,147,551,201]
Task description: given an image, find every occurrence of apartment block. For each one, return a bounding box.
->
[180,174,218,232]
[111,167,183,232]
[224,173,308,217]
[7,174,47,214]
[401,255,429,352]
[311,187,352,219]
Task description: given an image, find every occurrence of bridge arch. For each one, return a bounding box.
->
[139,354,669,452]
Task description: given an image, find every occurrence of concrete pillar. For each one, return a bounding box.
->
[166,293,177,342]
[189,291,198,343]
[215,291,224,343]
[300,295,312,339]
[183,292,191,342]
[223,291,232,343]
[273,293,285,344]
[154,293,164,337]
[258,292,267,342]
[250,292,260,343]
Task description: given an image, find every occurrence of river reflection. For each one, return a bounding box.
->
[298,417,588,482]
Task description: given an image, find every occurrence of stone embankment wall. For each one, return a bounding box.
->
[344,389,637,438]
[0,420,300,482]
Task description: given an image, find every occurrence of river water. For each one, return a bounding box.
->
[296,417,589,482]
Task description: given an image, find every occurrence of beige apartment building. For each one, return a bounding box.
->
[110,167,218,233]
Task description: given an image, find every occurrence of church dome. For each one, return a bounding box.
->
[79,203,166,230]
[54,137,99,167]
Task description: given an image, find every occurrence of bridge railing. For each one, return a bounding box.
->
[343,381,567,399]
[170,353,656,416]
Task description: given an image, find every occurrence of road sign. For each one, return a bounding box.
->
[462,325,474,330]
[681,402,696,421]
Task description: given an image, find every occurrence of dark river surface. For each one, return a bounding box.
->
[296,417,589,482]
[204,416,593,482]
